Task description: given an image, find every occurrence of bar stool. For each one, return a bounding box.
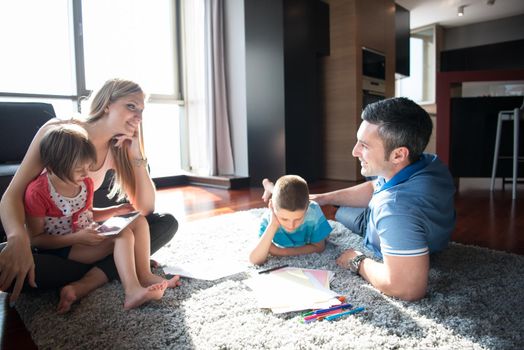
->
[490,98,524,199]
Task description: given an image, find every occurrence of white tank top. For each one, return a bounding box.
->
[88,149,114,191]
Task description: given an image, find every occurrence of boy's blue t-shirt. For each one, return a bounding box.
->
[259,201,332,248]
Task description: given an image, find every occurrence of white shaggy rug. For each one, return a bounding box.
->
[15,209,524,349]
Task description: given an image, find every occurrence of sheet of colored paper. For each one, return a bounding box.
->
[163,261,247,281]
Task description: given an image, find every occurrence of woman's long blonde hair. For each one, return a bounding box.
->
[85,78,145,202]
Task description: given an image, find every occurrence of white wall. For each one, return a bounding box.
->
[462,81,524,97]
[444,14,524,50]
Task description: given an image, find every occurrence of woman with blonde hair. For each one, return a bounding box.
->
[0,78,179,306]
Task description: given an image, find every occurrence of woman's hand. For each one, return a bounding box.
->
[0,233,36,303]
[112,130,143,160]
[111,124,155,214]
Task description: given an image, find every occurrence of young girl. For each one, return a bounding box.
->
[24,124,177,312]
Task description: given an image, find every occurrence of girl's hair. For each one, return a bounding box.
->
[85,78,145,202]
[272,175,309,211]
[40,124,97,183]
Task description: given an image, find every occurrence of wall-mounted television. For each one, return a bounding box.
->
[362,47,385,80]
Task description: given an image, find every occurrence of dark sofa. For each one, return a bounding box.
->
[0,102,56,238]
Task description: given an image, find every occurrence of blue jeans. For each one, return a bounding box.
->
[335,206,370,237]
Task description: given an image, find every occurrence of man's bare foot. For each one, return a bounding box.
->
[123,280,168,310]
[140,273,182,289]
[57,285,78,314]
[261,178,274,203]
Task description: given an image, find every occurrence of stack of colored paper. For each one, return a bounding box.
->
[244,267,341,313]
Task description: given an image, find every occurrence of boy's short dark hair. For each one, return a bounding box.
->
[362,97,432,163]
[272,175,309,211]
[40,124,97,183]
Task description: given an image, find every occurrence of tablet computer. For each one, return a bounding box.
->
[96,212,140,236]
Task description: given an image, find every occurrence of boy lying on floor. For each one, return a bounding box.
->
[249,175,332,265]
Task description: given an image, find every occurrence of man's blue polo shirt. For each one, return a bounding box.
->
[365,154,456,259]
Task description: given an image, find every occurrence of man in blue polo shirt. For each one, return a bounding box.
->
[311,97,456,301]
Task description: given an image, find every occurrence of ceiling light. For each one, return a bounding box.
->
[457,5,465,16]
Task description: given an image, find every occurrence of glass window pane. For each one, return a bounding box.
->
[396,26,436,104]
[82,0,176,95]
[142,103,182,177]
[0,0,75,94]
[398,37,424,101]
[82,0,182,177]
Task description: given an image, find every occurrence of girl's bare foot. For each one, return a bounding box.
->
[261,178,274,203]
[123,280,168,310]
[57,285,78,314]
[141,273,182,289]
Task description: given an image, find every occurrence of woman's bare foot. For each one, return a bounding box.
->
[261,178,274,203]
[140,273,182,289]
[57,285,78,314]
[56,268,108,314]
[165,275,182,288]
[150,258,160,268]
[123,280,168,310]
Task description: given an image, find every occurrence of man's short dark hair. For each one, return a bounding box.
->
[362,97,432,163]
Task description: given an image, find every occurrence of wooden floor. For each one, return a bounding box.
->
[1,178,523,349]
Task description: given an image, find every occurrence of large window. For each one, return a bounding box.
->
[82,0,178,96]
[0,0,183,178]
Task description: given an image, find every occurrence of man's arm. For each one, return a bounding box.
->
[337,249,429,301]
[310,181,374,208]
